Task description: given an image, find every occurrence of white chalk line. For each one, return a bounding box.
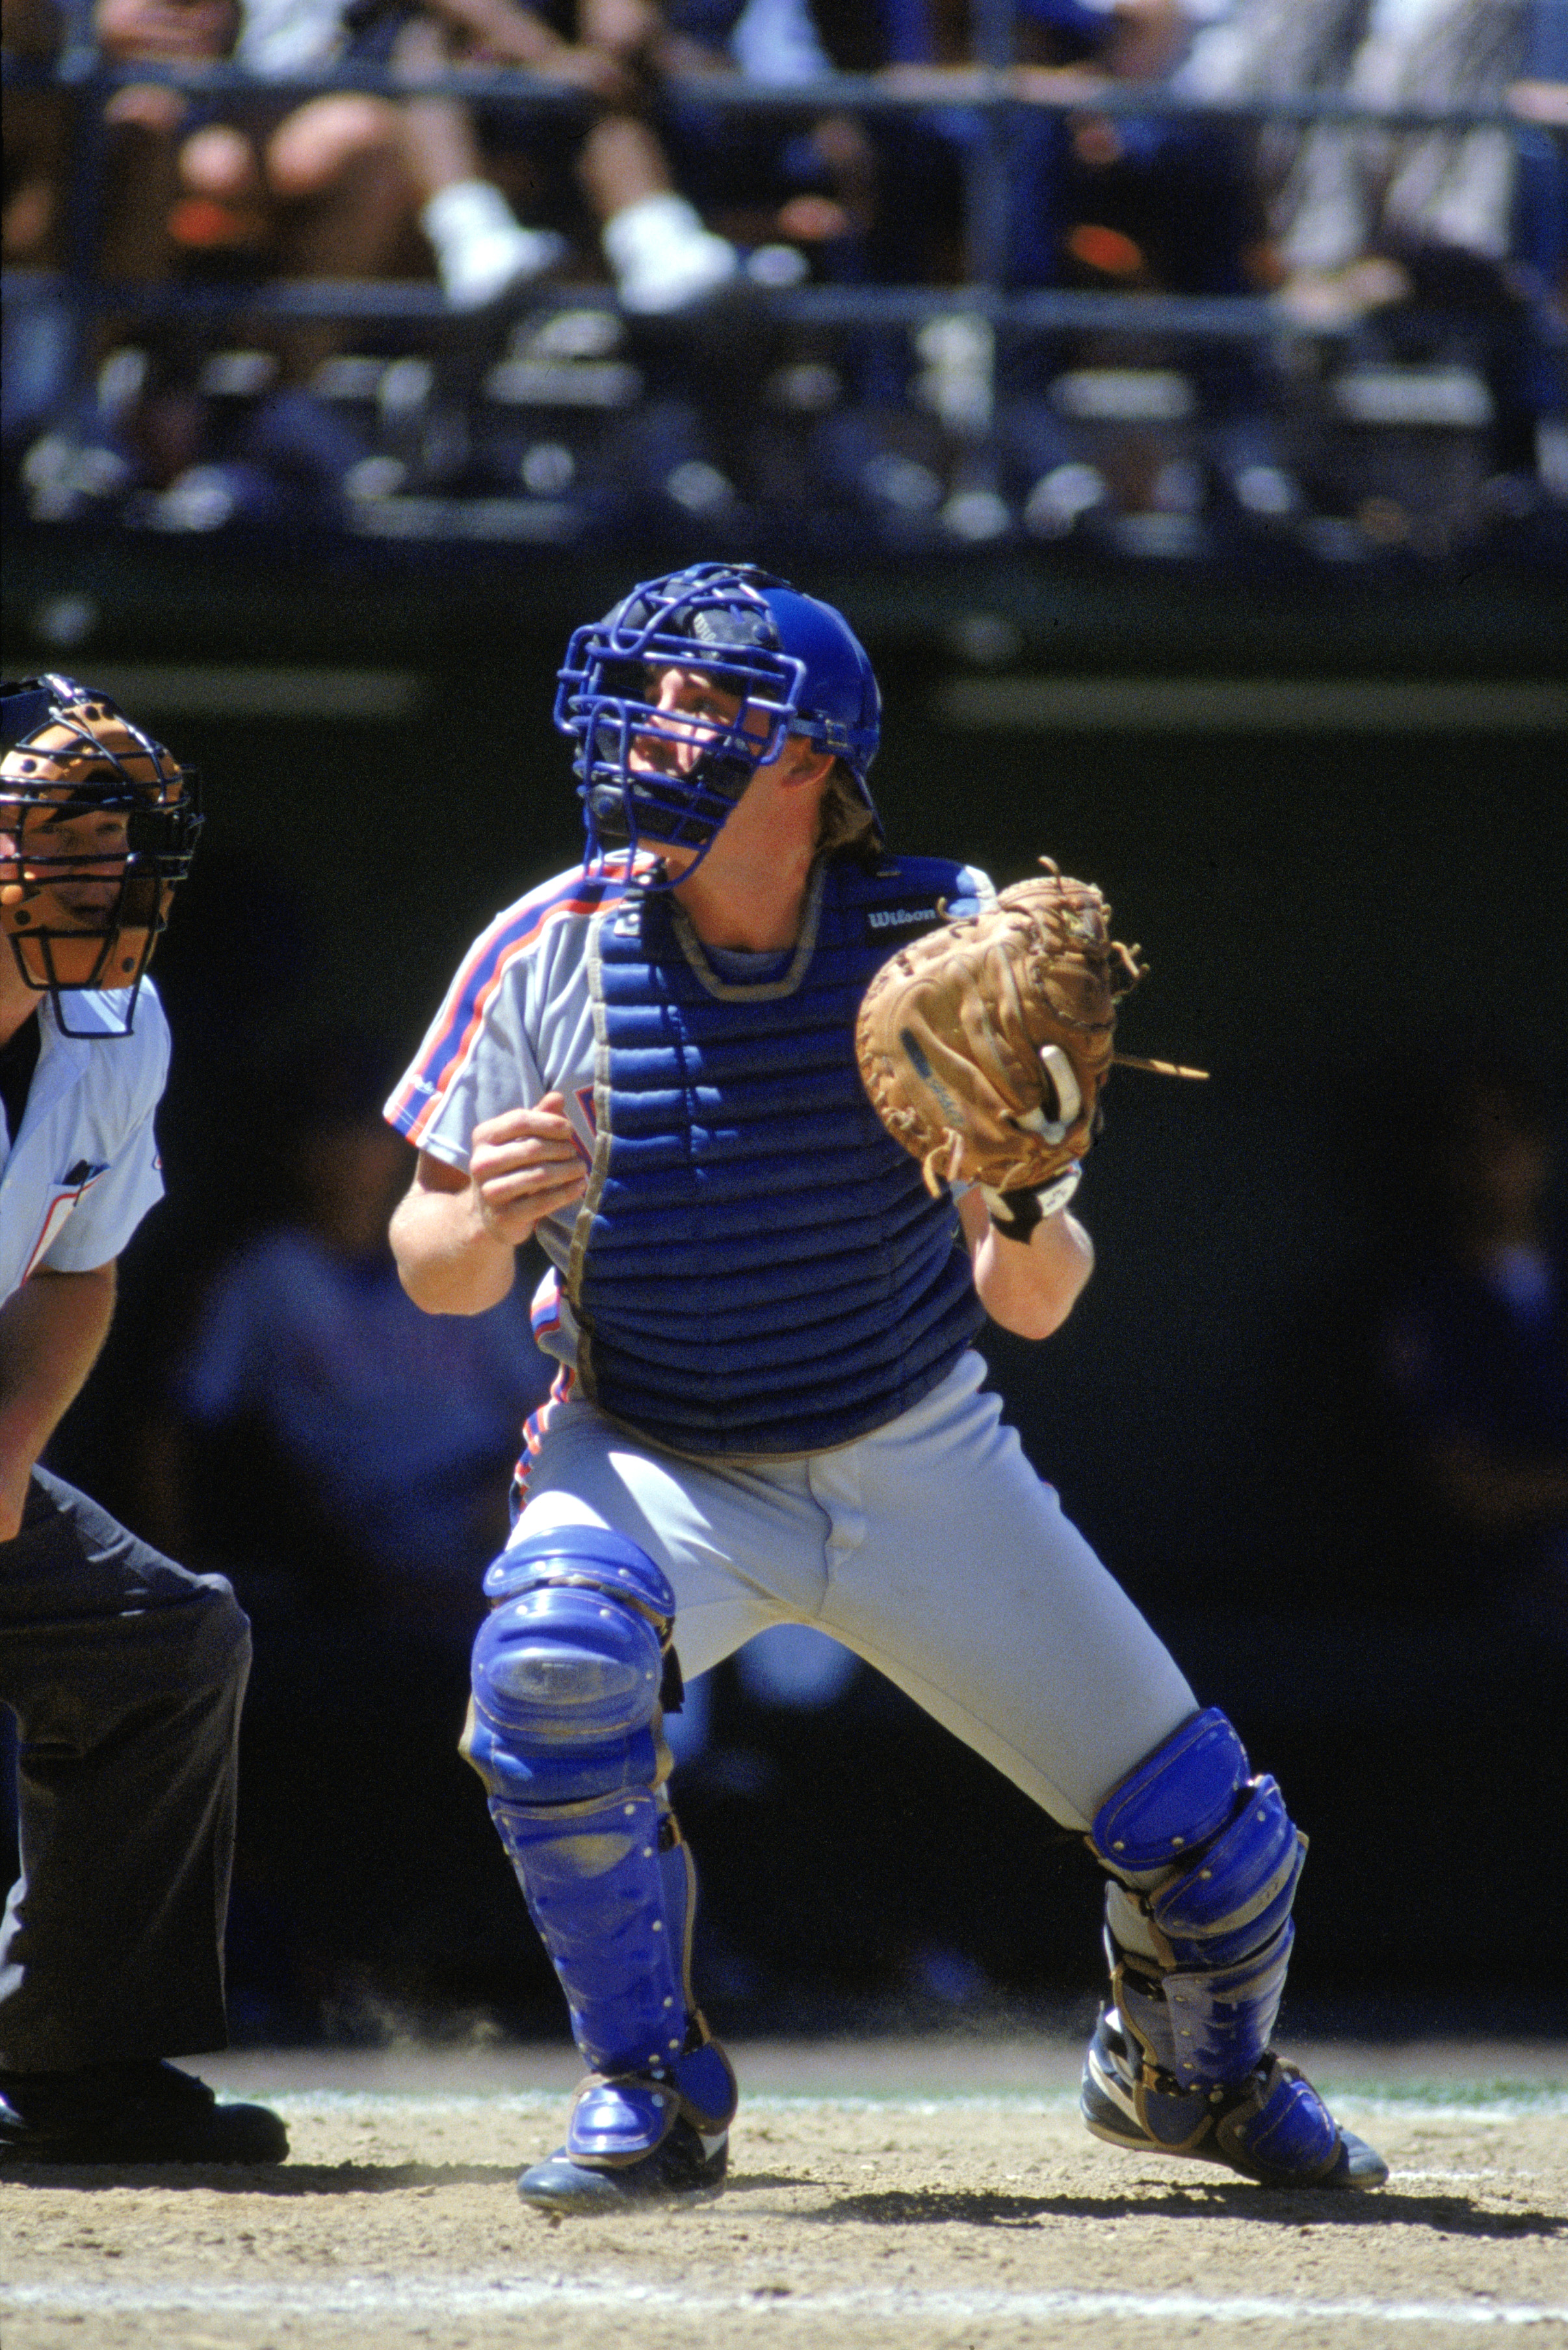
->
[244,2089,1568,2124]
[4,2278,1565,2329]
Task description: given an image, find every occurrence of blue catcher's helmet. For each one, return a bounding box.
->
[554,562,882,874]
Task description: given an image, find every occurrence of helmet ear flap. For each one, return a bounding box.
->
[753,586,882,840]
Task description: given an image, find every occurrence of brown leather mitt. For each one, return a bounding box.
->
[856,861,1146,1197]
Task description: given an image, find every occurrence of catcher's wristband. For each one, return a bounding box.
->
[980,1163,1082,1243]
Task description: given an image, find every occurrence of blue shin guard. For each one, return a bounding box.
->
[1082,1710,1386,2189]
[464,1529,736,2197]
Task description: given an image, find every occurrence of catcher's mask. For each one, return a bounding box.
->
[1,675,202,1038]
[554,562,882,880]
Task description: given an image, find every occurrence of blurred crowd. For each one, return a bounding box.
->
[3,0,1565,554]
[1368,1067,1568,1641]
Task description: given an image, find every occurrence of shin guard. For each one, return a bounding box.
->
[465,1529,736,2167]
[1083,1708,1382,2187]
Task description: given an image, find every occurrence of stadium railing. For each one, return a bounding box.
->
[4,0,1564,560]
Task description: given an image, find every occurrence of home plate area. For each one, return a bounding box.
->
[3,2041,1565,2350]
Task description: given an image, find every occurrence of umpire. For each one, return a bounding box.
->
[0,675,285,2167]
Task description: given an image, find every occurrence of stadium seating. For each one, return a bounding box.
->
[3,1,1563,569]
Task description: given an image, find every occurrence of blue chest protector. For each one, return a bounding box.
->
[568,854,987,1455]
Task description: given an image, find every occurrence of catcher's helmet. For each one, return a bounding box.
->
[554,562,882,873]
[1,675,202,1038]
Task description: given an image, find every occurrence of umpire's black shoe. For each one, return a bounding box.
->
[518,2117,727,2213]
[0,2061,289,2168]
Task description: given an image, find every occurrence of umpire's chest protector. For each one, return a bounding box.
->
[566,855,986,1456]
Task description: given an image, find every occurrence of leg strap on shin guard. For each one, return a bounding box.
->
[465,1530,736,2167]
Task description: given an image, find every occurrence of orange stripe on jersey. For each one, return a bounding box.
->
[387,863,633,1147]
[515,1366,577,1497]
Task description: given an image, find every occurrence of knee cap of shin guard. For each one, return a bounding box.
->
[464,1708,660,1807]
[483,1528,676,1631]
[471,1584,664,1745]
[1091,1708,1251,1872]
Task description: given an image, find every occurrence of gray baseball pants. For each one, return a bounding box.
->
[514,1350,1198,1832]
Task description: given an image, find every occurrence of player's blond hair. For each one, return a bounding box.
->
[815,761,880,863]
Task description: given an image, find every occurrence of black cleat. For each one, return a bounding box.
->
[0,2061,289,2168]
[518,2115,727,2213]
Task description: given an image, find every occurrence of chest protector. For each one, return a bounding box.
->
[566,855,986,1455]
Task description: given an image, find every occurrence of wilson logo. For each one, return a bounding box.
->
[869,906,937,931]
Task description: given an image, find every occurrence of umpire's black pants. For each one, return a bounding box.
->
[0,1468,250,2070]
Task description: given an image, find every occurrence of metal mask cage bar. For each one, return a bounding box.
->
[5,785,204,874]
[556,596,815,872]
[1,677,203,1034]
[579,718,750,860]
[1,860,170,1035]
[3,806,202,908]
[558,637,806,749]
[568,698,774,868]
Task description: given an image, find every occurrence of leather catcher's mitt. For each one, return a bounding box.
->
[856,861,1146,1197]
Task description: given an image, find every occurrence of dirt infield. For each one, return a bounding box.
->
[3,2041,1566,2349]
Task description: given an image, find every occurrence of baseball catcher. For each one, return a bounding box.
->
[388,562,1384,2213]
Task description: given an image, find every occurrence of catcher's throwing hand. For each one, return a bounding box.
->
[857,859,1201,1233]
[471,1093,588,1244]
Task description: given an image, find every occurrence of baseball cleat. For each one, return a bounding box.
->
[1081,2007,1387,2189]
[518,2115,728,2212]
[0,2061,288,2168]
